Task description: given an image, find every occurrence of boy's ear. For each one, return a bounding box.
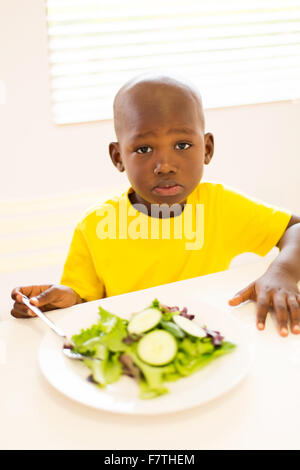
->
[204,133,214,164]
[109,142,125,172]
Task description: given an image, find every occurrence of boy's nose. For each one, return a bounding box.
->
[153,160,177,176]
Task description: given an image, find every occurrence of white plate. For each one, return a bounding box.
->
[38,295,255,415]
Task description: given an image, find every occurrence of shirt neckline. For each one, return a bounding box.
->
[126,186,194,220]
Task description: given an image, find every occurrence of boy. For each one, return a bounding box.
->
[11,73,300,337]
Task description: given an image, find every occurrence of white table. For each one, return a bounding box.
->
[1,258,300,451]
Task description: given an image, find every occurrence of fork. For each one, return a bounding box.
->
[20,294,87,360]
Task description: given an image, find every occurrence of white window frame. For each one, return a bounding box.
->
[46,0,300,124]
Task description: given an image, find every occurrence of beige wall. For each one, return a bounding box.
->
[1,0,300,213]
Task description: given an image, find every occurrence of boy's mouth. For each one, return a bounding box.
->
[153,181,184,196]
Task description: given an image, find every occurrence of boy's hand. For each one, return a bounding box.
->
[228,270,300,336]
[11,284,83,318]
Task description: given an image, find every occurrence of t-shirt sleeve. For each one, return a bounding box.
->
[60,223,105,301]
[221,185,292,258]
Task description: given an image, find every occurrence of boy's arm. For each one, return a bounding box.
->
[229,215,300,336]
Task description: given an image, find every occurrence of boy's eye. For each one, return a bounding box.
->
[175,142,191,150]
[136,146,152,154]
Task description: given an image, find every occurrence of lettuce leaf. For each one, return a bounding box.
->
[71,306,128,356]
[123,344,176,399]
[174,337,236,376]
[71,306,129,383]
[84,352,123,387]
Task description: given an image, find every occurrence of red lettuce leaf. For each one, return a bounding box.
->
[180,307,195,320]
[122,333,142,345]
[119,353,142,380]
[203,327,224,346]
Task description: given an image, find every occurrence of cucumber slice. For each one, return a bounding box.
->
[160,320,185,339]
[128,308,162,335]
[137,330,177,366]
[173,314,206,338]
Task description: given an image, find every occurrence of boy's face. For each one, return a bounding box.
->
[109,78,214,211]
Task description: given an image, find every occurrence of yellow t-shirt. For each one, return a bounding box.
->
[60,182,291,301]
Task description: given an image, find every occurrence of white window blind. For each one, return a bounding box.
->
[46,0,300,124]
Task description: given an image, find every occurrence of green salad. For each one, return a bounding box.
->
[71,299,236,399]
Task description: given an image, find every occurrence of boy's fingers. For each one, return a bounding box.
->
[11,286,37,303]
[31,286,57,307]
[287,295,300,334]
[256,292,271,330]
[228,283,255,306]
[11,309,29,319]
[11,302,36,318]
[11,285,54,303]
[273,292,289,336]
[11,287,26,302]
